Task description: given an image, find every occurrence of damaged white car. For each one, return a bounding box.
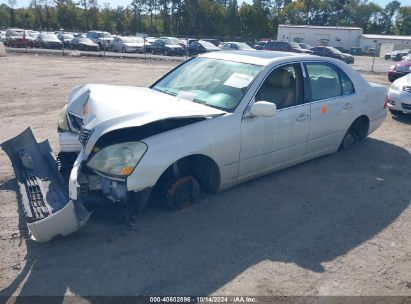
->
[2,51,388,242]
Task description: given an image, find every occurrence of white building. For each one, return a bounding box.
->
[277,25,363,50]
[360,34,411,54]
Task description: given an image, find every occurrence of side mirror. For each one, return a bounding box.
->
[249,101,277,117]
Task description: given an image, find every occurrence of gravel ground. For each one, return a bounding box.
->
[0,54,410,298]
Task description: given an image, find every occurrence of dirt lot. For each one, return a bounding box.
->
[0,54,410,298]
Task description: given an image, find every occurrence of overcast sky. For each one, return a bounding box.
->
[1,0,411,8]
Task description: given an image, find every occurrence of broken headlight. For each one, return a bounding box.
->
[87,142,147,177]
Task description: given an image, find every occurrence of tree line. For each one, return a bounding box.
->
[0,0,410,39]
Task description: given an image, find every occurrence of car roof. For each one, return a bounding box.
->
[200,50,310,66]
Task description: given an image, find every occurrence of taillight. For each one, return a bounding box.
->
[384,96,388,109]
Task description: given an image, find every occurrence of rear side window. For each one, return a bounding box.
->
[305,63,355,101]
[340,71,355,95]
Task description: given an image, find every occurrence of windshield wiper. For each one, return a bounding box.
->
[154,87,178,97]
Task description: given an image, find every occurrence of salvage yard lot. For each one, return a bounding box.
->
[0,54,410,297]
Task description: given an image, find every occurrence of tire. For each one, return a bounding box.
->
[122,46,126,53]
[151,49,155,54]
[163,175,200,211]
[339,117,369,150]
[164,49,169,56]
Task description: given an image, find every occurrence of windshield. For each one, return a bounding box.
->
[10,30,23,36]
[290,42,302,48]
[122,37,141,43]
[236,42,253,50]
[42,34,58,39]
[152,57,263,111]
[328,47,343,54]
[98,32,113,38]
[78,38,92,43]
[199,41,218,49]
[163,38,179,45]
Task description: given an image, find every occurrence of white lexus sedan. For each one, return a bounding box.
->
[58,51,387,221]
[388,73,411,114]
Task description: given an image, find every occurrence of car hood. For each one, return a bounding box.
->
[396,60,411,67]
[67,84,226,142]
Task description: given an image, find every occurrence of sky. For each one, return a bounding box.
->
[1,0,411,8]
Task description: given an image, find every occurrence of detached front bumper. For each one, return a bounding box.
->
[1,128,91,243]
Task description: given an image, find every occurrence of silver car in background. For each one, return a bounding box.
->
[109,36,145,53]
[388,73,411,114]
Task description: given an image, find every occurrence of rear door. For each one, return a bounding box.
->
[304,62,357,158]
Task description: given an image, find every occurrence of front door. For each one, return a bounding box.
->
[239,63,310,179]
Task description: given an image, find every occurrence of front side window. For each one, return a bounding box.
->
[305,63,354,101]
[255,64,303,110]
[152,57,263,111]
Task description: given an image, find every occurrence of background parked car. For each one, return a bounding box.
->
[391,49,410,61]
[202,38,220,46]
[388,73,411,114]
[366,48,377,56]
[179,38,198,48]
[254,41,269,50]
[142,36,156,52]
[57,33,75,48]
[69,37,99,51]
[263,41,312,54]
[5,28,33,48]
[187,40,221,55]
[0,30,5,42]
[86,31,114,50]
[388,55,411,82]
[298,42,312,50]
[36,33,62,49]
[160,36,185,48]
[309,46,354,64]
[151,38,184,56]
[219,42,254,50]
[110,36,144,53]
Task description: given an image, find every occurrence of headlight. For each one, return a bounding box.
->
[87,142,147,176]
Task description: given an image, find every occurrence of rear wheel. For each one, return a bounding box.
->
[164,49,169,56]
[339,117,369,150]
[121,46,126,53]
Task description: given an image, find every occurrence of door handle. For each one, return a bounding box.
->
[343,103,353,110]
[296,113,310,122]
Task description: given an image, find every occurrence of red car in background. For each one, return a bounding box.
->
[388,55,411,82]
[5,28,34,48]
